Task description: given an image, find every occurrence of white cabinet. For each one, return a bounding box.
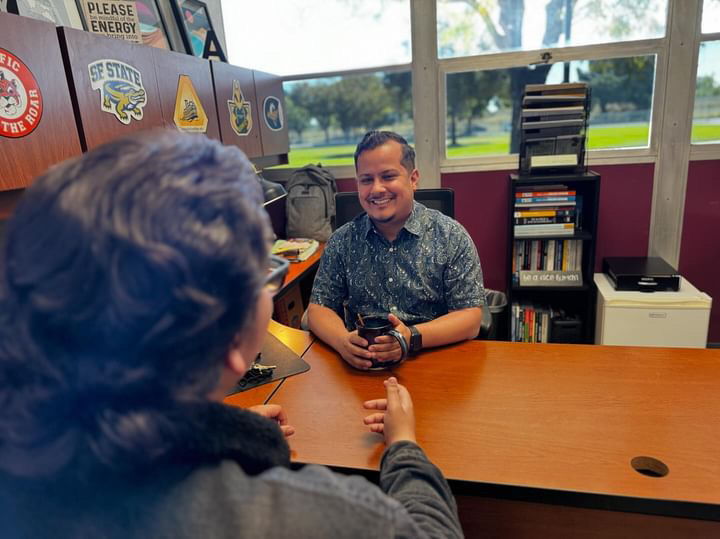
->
[594,273,712,348]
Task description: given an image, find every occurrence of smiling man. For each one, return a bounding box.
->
[307,130,485,370]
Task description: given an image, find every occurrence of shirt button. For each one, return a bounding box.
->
[388,248,393,252]
[388,278,393,282]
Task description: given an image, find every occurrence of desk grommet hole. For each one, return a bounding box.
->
[631,456,669,478]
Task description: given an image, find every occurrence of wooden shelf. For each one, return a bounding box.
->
[506,172,601,343]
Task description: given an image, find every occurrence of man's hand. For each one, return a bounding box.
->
[337,330,375,370]
[363,377,416,445]
[249,404,295,438]
[368,313,410,363]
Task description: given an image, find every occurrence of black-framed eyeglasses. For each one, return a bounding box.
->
[265,254,290,295]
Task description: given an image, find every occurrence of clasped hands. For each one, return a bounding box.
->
[339,313,411,370]
[251,377,415,446]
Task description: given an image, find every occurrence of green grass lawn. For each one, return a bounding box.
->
[692,124,720,143]
[284,124,720,167]
[286,144,358,168]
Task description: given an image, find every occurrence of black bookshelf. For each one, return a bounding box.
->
[506,171,600,343]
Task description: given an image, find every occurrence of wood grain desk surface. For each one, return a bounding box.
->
[223,320,314,407]
[270,338,720,510]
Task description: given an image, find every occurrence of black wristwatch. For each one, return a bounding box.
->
[407,325,422,356]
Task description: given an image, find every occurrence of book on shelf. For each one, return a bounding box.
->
[514,215,575,225]
[511,303,553,343]
[515,189,575,198]
[512,239,583,276]
[516,195,576,203]
[272,238,319,262]
[513,207,576,217]
[515,197,576,207]
[515,224,575,233]
[515,222,574,231]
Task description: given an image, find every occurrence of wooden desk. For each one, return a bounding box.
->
[223,320,314,408]
[281,243,325,292]
[273,244,324,328]
[270,339,720,537]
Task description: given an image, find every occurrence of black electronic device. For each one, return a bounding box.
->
[603,256,680,292]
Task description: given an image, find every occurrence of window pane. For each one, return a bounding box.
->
[283,71,413,167]
[437,0,667,58]
[221,0,411,76]
[445,56,655,158]
[692,41,720,144]
[702,0,720,34]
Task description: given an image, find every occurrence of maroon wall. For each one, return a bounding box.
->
[442,171,509,292]
[680,159,720,342]
[589,163,654,268]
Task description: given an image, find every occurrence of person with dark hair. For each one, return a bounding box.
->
[308,130,485,370]
[0,131,463,538]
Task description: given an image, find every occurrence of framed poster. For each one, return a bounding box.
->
[170,0,225,60]
[75,1,171,49]
[76,0,141,43]
[14,0,82,28]
[134,0,171,50]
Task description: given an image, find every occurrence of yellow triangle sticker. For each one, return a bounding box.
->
[174,75,208,133]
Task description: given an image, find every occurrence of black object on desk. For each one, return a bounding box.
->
[603,256,680,292]
[227,332,310,394]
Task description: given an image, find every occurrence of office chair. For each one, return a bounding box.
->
[334,188,455,228]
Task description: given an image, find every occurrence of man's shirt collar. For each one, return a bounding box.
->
[361,201,424,239]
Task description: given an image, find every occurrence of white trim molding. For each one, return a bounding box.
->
[648,0,703,267]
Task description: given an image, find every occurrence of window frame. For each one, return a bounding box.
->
[691,27,720,158]
[265,0,719,179]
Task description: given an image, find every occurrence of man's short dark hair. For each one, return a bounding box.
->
[354,130,416,173]
[0,130,271,477]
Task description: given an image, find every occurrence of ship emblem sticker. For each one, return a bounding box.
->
[88,59,146,125]
[0,48,43,138]
[263,96,283,131]
[173,75,208,133]
[227,80,252,136]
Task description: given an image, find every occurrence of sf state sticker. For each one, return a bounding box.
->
[0,48,43,138]
[88,59,146,125]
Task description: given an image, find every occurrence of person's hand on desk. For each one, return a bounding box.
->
[368,313,409,364]
[337,330,376,370]
[363,377,416,445]
[249,404,295,438]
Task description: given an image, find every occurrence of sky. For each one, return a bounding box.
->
[221,0,411,76]
[221,0,719,82]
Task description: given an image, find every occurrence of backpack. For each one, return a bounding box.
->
[285,164,338,242]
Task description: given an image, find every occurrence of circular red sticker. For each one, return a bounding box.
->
[0,48,43,138]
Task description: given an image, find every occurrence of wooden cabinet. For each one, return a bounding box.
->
[152,48,221,141]
[506,171,600,343]
[210,60,263,158]
[60,27,164,151]
[253,69,289,157]
[1,12,290,198]
[0,12,82,191]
